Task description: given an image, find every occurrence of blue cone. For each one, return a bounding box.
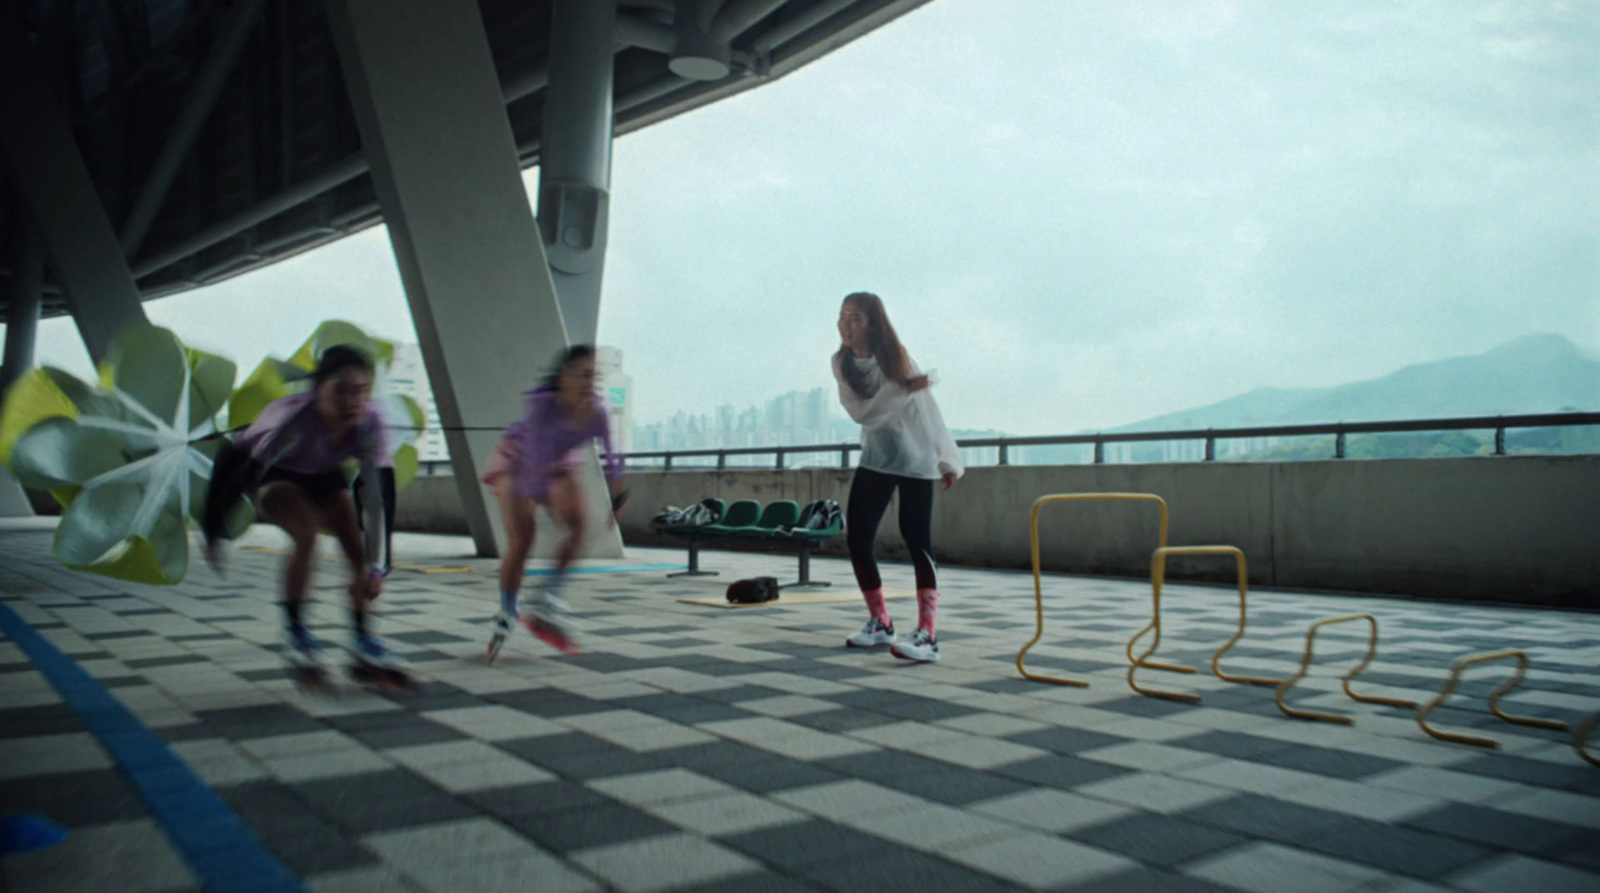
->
[0,814,68,856]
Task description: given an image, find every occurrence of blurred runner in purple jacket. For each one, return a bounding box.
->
[482,345,627,659]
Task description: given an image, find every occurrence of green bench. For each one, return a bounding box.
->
[654,498,843,589]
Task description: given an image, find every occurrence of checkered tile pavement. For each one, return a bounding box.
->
[3,517,1598,893]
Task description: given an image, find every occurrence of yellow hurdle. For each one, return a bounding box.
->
[1575,711,1600,768]
[1416,649,1570,748]
[1020,493,1169,688]
[1275,613,1415,724]
[1128,545,1282,703]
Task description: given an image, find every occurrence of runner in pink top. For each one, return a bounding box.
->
[484,345,627,660]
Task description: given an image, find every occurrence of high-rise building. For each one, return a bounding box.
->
[388,344,448,461]
[802,387,828,434]
[632,386,867,467]
[594,346,633,454]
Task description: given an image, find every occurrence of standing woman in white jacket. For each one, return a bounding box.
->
[832,292,963,662]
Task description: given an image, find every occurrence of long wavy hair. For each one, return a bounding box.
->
[835,292,910,398]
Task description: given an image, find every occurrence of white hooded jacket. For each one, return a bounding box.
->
[832,350,964,481]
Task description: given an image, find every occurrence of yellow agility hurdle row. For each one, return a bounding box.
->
[1274,613,1416,724]
[1415,649,1570,748]
[1024,493,1278,702]
[1021,491,1593,766]
[1021,493,1169,688]
[1128,546,1283,703]
[1273,619,1576,750]
[1024,494,1290,701]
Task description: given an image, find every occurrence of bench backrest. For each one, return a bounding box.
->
[719,499,761,529]
[754,500,800,530]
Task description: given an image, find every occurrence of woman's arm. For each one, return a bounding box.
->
[592,397,625,483]
[355,450,387,574]
[917,385,964,484]
[354,412,392,578]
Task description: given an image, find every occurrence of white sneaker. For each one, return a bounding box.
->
[846,617,895,648]
[891,628,939,663]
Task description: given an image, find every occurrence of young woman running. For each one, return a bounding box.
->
[483,345,627,660]
[833,292,963,662]
[202,345,406,688]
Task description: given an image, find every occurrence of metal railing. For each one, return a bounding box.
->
[415,411,1600,475]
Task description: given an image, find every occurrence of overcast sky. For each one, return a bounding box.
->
[12,0,1599,434]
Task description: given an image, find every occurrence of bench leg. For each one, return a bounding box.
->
[781,542,831,590]
[667,534,719,578]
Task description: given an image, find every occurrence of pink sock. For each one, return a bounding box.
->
[916,588,938,637]
[862,587,890,626]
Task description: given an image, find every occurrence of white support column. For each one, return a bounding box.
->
[530,0,628,562]
[0,10,148,364]
[537,0,617,347]
[1,224,42,397]
[323,0,621,559]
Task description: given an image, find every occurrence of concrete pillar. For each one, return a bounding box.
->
[0,10,147,364]
[537,0,617,347]
[2,225,42,396]
[0,222,43,517]
[532,0,628,561]
[323,0,622,559]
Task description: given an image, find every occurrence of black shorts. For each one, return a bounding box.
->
[257,468,350,508]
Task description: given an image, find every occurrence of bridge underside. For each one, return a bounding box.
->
[0,0,931,553]
[0,0,929,321]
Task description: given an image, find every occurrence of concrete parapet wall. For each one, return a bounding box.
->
[396,456,1600,606]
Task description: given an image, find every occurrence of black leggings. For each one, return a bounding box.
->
[846,467,937,592]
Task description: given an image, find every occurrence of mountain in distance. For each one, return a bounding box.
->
[1111,333,1600,434]
[1008,333,1598,464]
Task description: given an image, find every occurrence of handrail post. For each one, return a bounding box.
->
[998,442,1009,466]
[1204,435,1215,462]
[775,450,784,470]
[1335,432,1346,459]
[1093,440,1104,464]
[840,446,850,469]
[664,454,673,471]
[717,452,726,471]
[1494,427,1506,455]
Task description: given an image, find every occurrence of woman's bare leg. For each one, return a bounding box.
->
[522,474,587,653]
[496,477,537,594]
[321,490,374,616]
[543,473,587,575]
[318,490,387,656]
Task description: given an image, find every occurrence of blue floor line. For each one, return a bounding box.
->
[525,562,687,576]
[0,601,310,893]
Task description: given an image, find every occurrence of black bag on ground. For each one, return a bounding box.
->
[726,576,780,604]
